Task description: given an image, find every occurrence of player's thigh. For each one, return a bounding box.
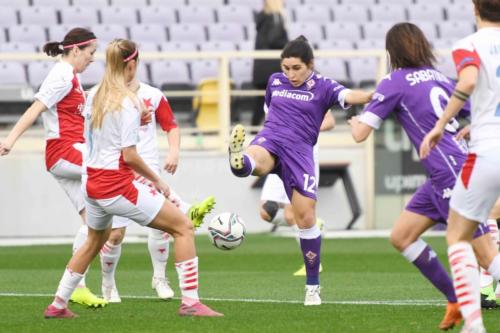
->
[148,199,194,238]
[471,232,498,269]
[447,209,483,244]
[246,145,275,175]
[390,210,435,250]
[488,198,500,219]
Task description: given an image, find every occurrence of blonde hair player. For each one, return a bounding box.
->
[43,39,222,318]
[0,27,107,308]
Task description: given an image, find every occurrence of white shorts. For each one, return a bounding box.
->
[450,152,500,223]
[85,180,165,231]
[50,158,84,213]
[260,147,320,204]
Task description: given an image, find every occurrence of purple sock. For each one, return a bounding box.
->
[231,154,253,178]
[300,235,321,285]
[412,245,457,303]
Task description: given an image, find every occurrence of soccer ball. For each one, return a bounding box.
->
[208,212,246,250]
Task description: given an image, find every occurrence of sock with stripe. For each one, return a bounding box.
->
[402,239,457,302]
[175,257,199,306]
[100,241,122,288]
[448,242,482,328]
[299,225,321,286]
[148,228,170,279]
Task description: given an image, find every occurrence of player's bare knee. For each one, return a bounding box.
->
[295,211,315,229]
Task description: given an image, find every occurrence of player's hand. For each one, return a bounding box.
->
[419,126,444,159]
[0,142,12,156]
[455,125,471,141]
[347,115,360,127]
[163,152,179,174]
[140,109,152,126]
[153,179,170,198]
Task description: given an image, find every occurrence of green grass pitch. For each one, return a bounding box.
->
[0,234,498,332]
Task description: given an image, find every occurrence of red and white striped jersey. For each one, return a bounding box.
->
[135,82,177,170]
[83,90,141,200]
[452,27,500,154]
[35,61,85,170]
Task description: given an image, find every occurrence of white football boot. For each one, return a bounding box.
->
[304,285,321,306]
[102,284,121,303]
[152,277,175,300]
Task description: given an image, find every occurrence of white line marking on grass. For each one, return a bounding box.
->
[0,292,444,306]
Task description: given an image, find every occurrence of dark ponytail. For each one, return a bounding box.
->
[281,35,314,65]
[43,27,96,57]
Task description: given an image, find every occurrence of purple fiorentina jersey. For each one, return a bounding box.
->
[359,66,469,185]
[261,72,349,148]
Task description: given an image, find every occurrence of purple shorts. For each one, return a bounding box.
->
[251,134,316,201]
[406,179,489,239]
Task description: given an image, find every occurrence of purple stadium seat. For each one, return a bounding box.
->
[19,7,58,26]
[0,0,29,5]
[199,41,237,52]
[230,58,253,87]
[189,0,225,7]
[236,41,254,51]
[79,61,105,88]
[91,24,128,44]
[314,58,350,85]
[27,61,54,87]
[100,7,138,25]
[0,7,18,26]
[408,4,444,22]
[411,21,438,41]
[177,6,216,24]
[370,4,407,22]
[47,25,73,42]
[378,0,413,5]
[226,0,262,11]
[245,23,256,42]
[149,0,185,6]
[356,39,385,50]
[332,4,369,22]
[348,57,378,87]
[438,21,475,39]
[0,62,28,85]
[0,42,37,53]
[324,22,362,40]
[129,24,168,44]
[432,38,456,50]
[72,0,109,7]
[8,25,47,44]
[151,61,191,86]
[161,41,198,52]
[139,7,177,25]
[111,0,148,6]
[168,24,206,43]
[294,5,331,22]
[316,39,355,50]
[60,7,99,26]
[191,60,219,84]
[340,0,375,5]
[32,0,69,6]
[216,6,254,24]
[288,22,324,44]
[435,55,457,79]
[208,23,245,42]
[362,21,393,39]
[136,41,159,53]
[445,2,475,21]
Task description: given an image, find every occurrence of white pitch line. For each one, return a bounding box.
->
[0,292,444,306]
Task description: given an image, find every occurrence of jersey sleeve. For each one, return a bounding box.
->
[34,66,73,109]
[452,38,480,75]
[324,78,350,110]
[155,96,177,132]
[120,99,140,148]
[359,76,400,130]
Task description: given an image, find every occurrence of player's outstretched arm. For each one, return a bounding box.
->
[420,66,478,159]
[348,115,373,143]
[345,89,373,106]
[0,100,47,155]
[122,145,170,197]
[320,111,335,132]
